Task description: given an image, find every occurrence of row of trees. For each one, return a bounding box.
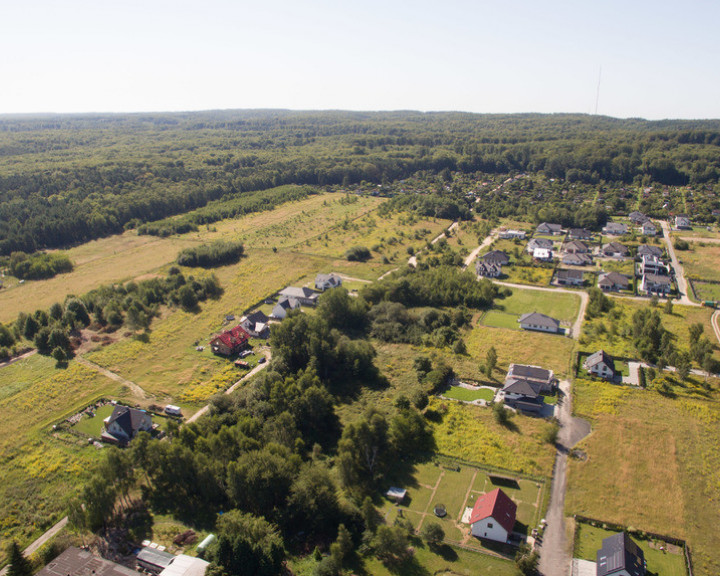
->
[177,241,245,268]
[4,251,73,280]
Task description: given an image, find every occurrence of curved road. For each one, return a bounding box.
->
[462,228,498,270]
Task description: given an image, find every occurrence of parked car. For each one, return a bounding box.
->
[258,357,266,364]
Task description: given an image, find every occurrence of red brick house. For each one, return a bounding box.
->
[210,325,250,356]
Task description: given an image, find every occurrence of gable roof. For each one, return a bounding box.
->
[508,364,553,383]
[557,269,584,281]
[243,310,269,325]
[107,406,149,438]
[212,325,249,349]
[518,312,560,329]
[599,271,629,288]
[644,273,671,285]
[568,228,593,239]
[597,532,645,576]
[637,245,663,258]
[585,350,615,371]
[563,240,589,253]
[280,286,317,299]
[603,222,628,233]
[316,273,341,284]
[476,261,501,276]
[562,253,592,266]
[628,211,649,223]
[528,238,554,249]
[502,378,542,398]
[481,250,510,265]
[536,222,563,233]
[469,488,517,534]
[603,242,629,255]
[276,297,301,310]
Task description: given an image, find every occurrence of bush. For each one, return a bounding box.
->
[421,522,445,546]
[177,241,244,268]
[9,251,73,280]
[345,246,371,262]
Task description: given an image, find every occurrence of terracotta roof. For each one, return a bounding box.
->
[469,488,517,534]
[214,325,249,349]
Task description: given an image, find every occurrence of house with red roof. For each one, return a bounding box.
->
[469,488,517,542]
[210,325,250,356]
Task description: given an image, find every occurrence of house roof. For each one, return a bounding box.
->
[212,325,249,349]
[469,488,517,534]
[603,242,628,255]
[481,250,510,264]
[585,350,615,371]
[518,312,560,329]
[528,238,554,249]
[107,406,149,438]
[476,261,501,276]
[502,378,542,398]
[564,240,589,253]
[597,532,645,576]
[316,273,341,284]
[159,556,209,576]
[644,273,671,285]
[533,248,553,259]
[568,228,592,239]
[276,296,301,310]
[557,269,584,281]
[279,286,318,299]
[243,310,269,325]
[628,211,649,223]
[562,253,592,266]
[599,271,629,288]
[536,222,563,233]
[604,222,628,233]
[508,364,553,383]
[637,245,663,257]
[137,548,176,570]
[36,548,140,576]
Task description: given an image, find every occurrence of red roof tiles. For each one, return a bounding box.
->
[469,488,517,534]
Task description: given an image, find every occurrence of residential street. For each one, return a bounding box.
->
[660,220,697,306]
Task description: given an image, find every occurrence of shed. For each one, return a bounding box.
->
[386,487,407,502]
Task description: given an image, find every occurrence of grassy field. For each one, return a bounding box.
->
[567,378,720,576]
[481,310,522,330]
[72,403,116,437]
[574,523,687,576]
[442,386,495,402]
[680,242,720,282]
[494,287,581,322]
[690,281,720,302]
[503,265,555,286]
[0,354,131,563]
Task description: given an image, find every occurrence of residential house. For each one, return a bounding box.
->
[278,286,319,306]
[567,228,593,240]
[481,250,510,266]
[36,548,142,576]
[137,548,176,575]
[628,211,649,224]
[675,215,692,229]
[640,221,657,236]
[563,240,589,254]
[469,488,518,542]
[315,273,342,291]
[532,248,553,262]
[102,405,152,445]
[637,245,663,258]
[562,253,593,266]
[536,222,564,236]
[518,312,560,334]
[270,297,301,320]
[596,532,646,576]
[506,363,555,393]
[640,254,667,275]
[526,237,554,254]
[239,310,270,338]
[602,242,629,259]
[210,325,250,356]
[640,273,671,295]
[556,269,584,286]
[602,222,628,236]
[158,556,209,576]
[475,261,502,278]
[501,378,544,413]
[498,229,527,240]
[598,271,630,292]
[584,350,616,380]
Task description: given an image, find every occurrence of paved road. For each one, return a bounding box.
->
[462,228,498,270]
[660,220,696,306]
[492,280,589,340]
[0,517,69,576]
[538,380,591,576]
[185,349,271,424]
[75,357,150,399]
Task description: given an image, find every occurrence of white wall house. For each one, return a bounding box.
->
[469,488,517,543]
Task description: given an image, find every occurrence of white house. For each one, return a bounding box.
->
[532,247,553,261]
[278,286,319,306]
[675,215,691,229]
[498,229,526,240]
[239,310,270,338]
[584,350,616,380]
[518,312,560,333]
[469,488,517,542]
[102,405,152,444]
[315,273,342,291]
[640,221,657,236]
[640,254,667,275]
[270,297,301,320]
[640,273,671,296]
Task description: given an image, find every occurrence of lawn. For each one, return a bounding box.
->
[481,310,521,330]
[689,280,720,302]
[680,242,720,282]
[503,265,555,286]
[493,286,581,322]
[443,386,495,402]
[72,403,116,437]
[574,523,687,576]
[567,380,720,576]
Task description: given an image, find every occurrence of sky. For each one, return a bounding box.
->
[1,0,719,119]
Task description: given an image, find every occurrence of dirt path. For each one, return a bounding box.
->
[75,357,150,399]
[185,349,271,424]
[538,380,591,576]
[335,274,372,284]
[408,221,459,268]
[491,281,589,340]
[0,348,37,370]
[462,228,498,270]
[660,220,697,306]
[712,310,720,347]
[678,236,720,244]
[0,517,69,576]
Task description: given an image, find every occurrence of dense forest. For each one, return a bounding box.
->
[2,110,720,255]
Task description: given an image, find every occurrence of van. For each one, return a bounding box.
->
[164,405,182,417]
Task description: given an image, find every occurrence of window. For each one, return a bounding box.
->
[487,523,493,528]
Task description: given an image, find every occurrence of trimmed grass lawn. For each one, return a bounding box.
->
[567,380,720,576]
[575,523,687,576]
[443,386,495,402]
[481,310,521,330]
[493,286,581,322]
[73,404,115,437]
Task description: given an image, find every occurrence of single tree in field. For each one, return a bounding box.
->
[485,346,497,377]
[421,522,445,547]
[7,541,33,576]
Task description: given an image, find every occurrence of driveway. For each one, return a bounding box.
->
[462,228,498,270]
[660,220,697,306]
[537,380,590,576]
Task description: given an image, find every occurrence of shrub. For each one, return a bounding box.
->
[345,246,371,262]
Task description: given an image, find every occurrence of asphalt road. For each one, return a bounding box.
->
[660,220,696,306]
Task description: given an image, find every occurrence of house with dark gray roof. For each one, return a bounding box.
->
[563,240,590,254]
[239,310,270,338]
[315,273,342,291]
[640,221,657,236]
[36,548,140,576]
[567,228,593,240]
[640,273,671,296]
[518,312,560,334]
[584,350,616,380]
[278,286,319,306]
[562,253,593,266]
[602,242,629,258]
[596,532,646,576]
[536,222,564,235]
[481,250,510,266]
[526,238,554,254]
[501,378,544,413]
[102,405,152,445]
[602,222,628,236]
[270,297,301,320]
[556,269,584,286]
[628,211,649,224]
[598,271,630,292]
[506,363,555,392]
[637,245,663,258]
[475,260,502,278]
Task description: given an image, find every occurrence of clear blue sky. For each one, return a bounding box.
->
[2,0,719,119]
